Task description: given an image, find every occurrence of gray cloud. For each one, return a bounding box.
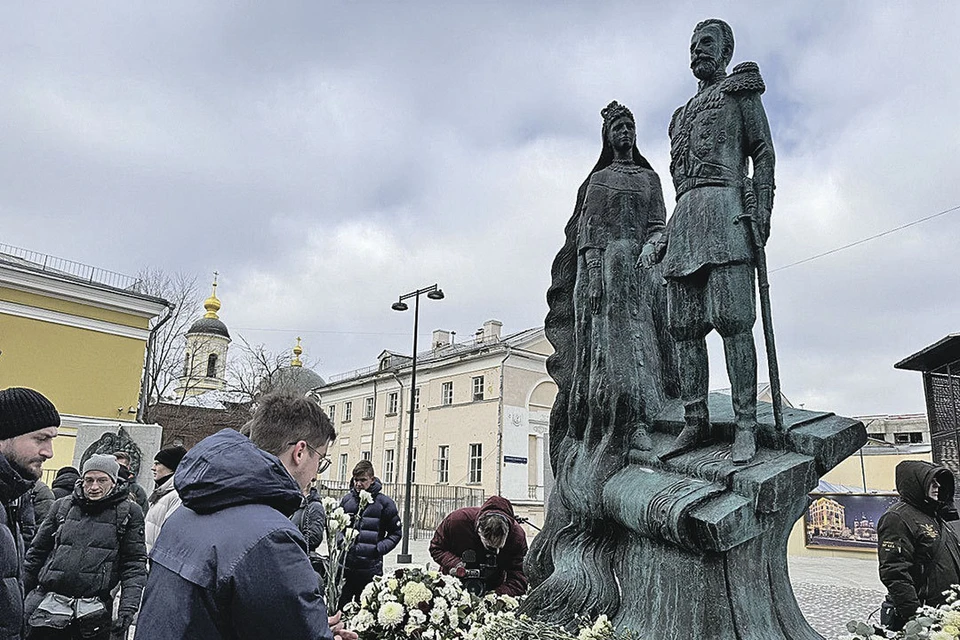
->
[2,2,958,417]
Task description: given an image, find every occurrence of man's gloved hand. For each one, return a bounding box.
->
[111,612,134,639]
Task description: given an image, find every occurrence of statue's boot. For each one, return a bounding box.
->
[724,331,758,464]
[731,426,757,464]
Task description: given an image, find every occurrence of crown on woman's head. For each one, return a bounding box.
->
[601,101,634,125]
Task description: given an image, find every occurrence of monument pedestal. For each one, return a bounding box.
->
[524,394,866,639]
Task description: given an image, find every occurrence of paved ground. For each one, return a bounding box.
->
[387,538,886,640]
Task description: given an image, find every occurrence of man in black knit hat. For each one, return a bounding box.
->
[0,387,60,640]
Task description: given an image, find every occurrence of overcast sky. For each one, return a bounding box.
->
[2,2,958,417]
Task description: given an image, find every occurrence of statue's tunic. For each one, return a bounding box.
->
[663,62,775,279]
[570,163,669,438]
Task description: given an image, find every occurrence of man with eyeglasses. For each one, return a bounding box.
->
[24,453,147,640]
[337,460,402,610]
[134,392,356,640]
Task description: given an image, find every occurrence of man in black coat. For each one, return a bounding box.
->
[0,387,59,640]
[338,461,401,609]
[878,460,960,630]
[24,454,147,640]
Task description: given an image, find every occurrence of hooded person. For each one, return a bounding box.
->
[878,460,960,630]
[144,445,187,552]
[23,453,147,640]
[0,387,59,640]
[134,392,356,640]
[429,495,528,596]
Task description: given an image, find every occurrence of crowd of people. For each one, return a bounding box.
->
[1,387,531,639]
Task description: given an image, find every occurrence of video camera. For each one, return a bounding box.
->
[454,548,498,596]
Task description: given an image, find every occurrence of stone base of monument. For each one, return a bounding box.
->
[524,393,866,640]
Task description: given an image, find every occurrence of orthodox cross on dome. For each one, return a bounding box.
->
[203,272,222,319]
[292,337,303,367]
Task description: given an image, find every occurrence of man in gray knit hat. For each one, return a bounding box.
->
[0,387,59,640]
[24,453,147,639]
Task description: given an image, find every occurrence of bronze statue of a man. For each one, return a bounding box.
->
[642,19,775,464]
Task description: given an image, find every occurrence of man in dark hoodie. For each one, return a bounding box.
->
[134,393,356,640]
[878,460,960,630]
[429,495,528,596]
[51,467,79,500]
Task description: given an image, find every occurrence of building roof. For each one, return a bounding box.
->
[260,365,326,396]
[322,325,546,389]
[187,316,230,338]
[895,334,960,372]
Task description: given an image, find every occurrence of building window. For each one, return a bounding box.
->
[441,382,454,406]
[383,449,395,484]
[469,443,482,484]
[472,376,484,401]
[387,392,399,415]
[361,450,371,461]
[183,353,191,377]
[327,405,336,422]
[437,445,449,484]
[338,453,348,482]
[363,397,375,419]
[343,402,352,422]
[410,447,417,483]
[206,353,218,378]
[894,432,924,444]
[412,387,421,412]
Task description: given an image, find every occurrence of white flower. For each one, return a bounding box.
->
[401,580,433,607]
[351,609,374,632]
[360,581,377,606]
[377,601,405,628]
[344,528,359,543]
[321,497,339,512]
[387,578,399,591]
[359,489,373,508]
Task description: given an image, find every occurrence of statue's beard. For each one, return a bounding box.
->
[692,57,719,80]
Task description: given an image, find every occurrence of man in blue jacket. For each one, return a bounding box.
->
[134,393,356,640]
[338,460,402,609]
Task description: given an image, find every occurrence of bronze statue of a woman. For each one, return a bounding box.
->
[523,101,677,624]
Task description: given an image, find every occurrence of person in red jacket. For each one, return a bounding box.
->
[429,496,528,596]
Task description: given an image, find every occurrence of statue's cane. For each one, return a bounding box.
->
[738,178,784,434]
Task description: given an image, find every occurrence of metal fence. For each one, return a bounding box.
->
[316,481,485,540]
[0,242,142,291]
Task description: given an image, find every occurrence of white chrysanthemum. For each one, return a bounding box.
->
[360,581,377,606]
[499,594,519,609]
[377,601,405,628]
[429,606,446,625]
[387,578,399,591]
[401,580,433,607]
[351,609,374,632]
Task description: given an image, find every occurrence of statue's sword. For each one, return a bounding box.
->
[739,177,784,433]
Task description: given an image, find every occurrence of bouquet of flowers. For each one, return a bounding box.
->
[842,586,960,640]
[322,489,372,611]
[346,566,519,639]
[469,612,643,640]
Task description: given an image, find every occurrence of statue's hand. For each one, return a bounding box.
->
[588,275,603,314]
[756,207,772,246]
[638,242,661,268]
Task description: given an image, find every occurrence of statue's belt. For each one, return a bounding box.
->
[675,178,743,198]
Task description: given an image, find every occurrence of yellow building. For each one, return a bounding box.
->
[0,245,169,480]
[808,497,845,537]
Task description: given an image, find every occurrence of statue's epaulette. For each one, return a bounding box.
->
[668,106,683,137]
[721,61,765,95]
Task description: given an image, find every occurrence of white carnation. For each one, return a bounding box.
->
[352,609,374,632]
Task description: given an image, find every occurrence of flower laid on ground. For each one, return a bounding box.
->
[345,566,516,640]
[322,489,373,610]
[346,566,642,640]
[841,586,960,640]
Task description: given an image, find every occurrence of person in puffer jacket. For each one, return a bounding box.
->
[878,460,960,630]
[23,454,147,640]
[50,467,79,500]
[337,461,401,609]
[145,445,187,552]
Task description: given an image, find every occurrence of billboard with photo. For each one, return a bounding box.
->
[803,492,899,551]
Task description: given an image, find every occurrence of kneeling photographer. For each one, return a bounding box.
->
[429,496,528,597]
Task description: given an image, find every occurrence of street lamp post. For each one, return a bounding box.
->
[392,283,444,563]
